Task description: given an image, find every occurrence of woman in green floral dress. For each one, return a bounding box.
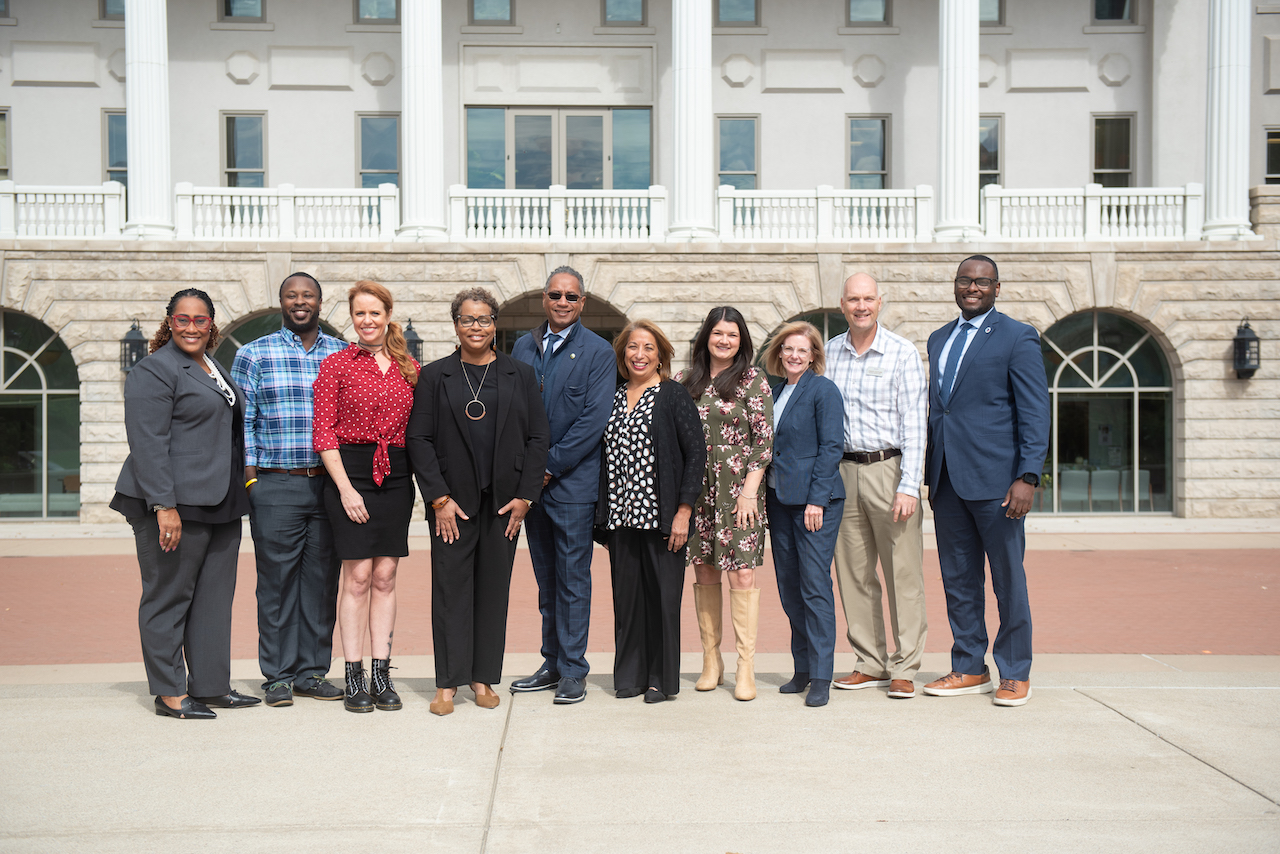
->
[678,306,773,701]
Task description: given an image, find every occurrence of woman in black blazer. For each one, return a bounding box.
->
[595,319,706,703]
[111,288,257,719]
[407,287,549,716]
[761,321,845,708]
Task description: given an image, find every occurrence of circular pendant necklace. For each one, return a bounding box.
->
[462,358,493,421]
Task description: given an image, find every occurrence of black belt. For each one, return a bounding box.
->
[842,449,902,464]
[259,466,325,477]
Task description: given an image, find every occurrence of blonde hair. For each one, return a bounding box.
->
[762,321,826,378]
[349,280,418,387]
[614,319,675,382]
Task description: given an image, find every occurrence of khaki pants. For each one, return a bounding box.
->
[833,456,927,681]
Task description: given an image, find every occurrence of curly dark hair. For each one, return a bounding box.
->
[449,287,500,322]
[149,288,220,354]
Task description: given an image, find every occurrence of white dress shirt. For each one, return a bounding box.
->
[935,306,995,399]
[825,324,927,498]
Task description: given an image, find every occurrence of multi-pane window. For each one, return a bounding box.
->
[1093,116,1131,187]
[105,111,127,189]
[465,108,651,190]
[848,118,886,189]
[979,0,1002,25]
[603,0,645,26]
[717,116,758,189]
[0,1,8,17]
[224,114,266,187]
[355,0,398,23]
[1093,0,1133,23]
[715,0,759,26]
[847,0,889,26]
[358,115,399,187]
[220,0,265,21]
[1266,130,1280,185]
[471,0,513,25]
[101,0,125,20]
[0,111,8,180]
[979,115,1001,189]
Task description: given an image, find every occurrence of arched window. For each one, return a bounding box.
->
[1040,311,1173,514]
[0,311,80,518]
[212,312,346,373]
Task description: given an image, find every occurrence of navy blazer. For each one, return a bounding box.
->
[511,321,616,504]
[407,351,550,519]
[767,370,845,507]
[924,308,1051,502]
[114,338,242,508]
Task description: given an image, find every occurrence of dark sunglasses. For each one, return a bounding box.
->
[546,291,582,303]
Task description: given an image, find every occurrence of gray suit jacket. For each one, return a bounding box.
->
[114,338,242,508]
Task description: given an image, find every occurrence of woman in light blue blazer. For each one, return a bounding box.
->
[762,322,845,707]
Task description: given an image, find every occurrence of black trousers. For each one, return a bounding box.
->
[131,514,241,697]
[608,527,684,696]
[430,490,517,688]
[248,471,340,690]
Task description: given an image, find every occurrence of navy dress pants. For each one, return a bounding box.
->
[523,495,595,679]
[931,462,1033,681]
[766,489,842,682]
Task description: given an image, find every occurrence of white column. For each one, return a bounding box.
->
[934,0,980,243]
[1202,0,1254,239]
[397,0,448,241]
[668,0,717,241]
[122,0,173,238]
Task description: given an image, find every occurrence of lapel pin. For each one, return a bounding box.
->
[985,327,992,333]
[570,353,576,359]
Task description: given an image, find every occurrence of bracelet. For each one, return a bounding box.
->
[431,495,451,510]
[245,478,258,488]
[741,494,758,501]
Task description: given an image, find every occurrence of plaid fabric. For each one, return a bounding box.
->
[825,324,927,498]
[231,327,347,469]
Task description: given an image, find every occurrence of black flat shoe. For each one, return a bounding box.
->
[154,696,216,719]
[615,687,644,699]
[643,687,666,704]
[191,690,262,709]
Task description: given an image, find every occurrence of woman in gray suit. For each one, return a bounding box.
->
[111,289,257,719]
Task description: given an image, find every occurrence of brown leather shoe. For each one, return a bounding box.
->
[922,669,993,696]
[473,684,501,710]
[993,679,1031,706]
[832,671,890,690]
[429,688,454,716]
[887,679,915,699]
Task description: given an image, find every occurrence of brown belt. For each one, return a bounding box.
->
[842,449,902,464]
[259,466,326,477]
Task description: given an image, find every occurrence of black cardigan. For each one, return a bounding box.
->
[595,379,707,540]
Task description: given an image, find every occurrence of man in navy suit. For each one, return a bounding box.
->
[509,266,616,704]
[922,255,1050,707]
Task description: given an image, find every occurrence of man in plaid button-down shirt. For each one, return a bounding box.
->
[232,273,347,707]
[825,273,929,700]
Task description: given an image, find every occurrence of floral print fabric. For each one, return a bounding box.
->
[679,367,774,571]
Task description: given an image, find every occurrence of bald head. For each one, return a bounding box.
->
[842,273,879,301]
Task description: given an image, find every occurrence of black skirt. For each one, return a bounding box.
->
[324,444,413,560]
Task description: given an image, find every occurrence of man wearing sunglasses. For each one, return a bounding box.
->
[922,255,1050,707]
[509,266,616,704]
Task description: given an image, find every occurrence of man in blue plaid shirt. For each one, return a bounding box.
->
[232,273,347,707]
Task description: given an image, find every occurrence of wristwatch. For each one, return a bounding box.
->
[151,504,175,512]
[1020,473,1040,487]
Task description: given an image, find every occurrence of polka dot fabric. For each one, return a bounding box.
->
[312,344,419,486]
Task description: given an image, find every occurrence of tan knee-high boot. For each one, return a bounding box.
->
[730,587,759,701]
[693,583,724,691]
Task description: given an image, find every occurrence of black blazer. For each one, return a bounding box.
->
[407,350,550,519]
[114,338,243,508]
[595,379,707,539]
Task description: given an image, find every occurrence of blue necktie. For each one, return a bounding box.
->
[546,331,563,354]
[938,322,974,404]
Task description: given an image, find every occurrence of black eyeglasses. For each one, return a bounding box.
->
[457,315,495,328]
[954,277,997,290]
[546,291,582,303]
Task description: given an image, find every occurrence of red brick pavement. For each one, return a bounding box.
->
[1,547,1276,665]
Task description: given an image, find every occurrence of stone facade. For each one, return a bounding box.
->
[2,232,1275,523]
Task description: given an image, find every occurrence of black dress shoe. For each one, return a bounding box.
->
[643,687,666,704]
[154,696,216,719]
[191,690,262,709]
[615,687,644,699]
[553,676,586,704]
[510,667,560,693]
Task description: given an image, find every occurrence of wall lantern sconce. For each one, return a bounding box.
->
[120,320,148,372]
[1233,319,1260,379]
[403,319,424,365]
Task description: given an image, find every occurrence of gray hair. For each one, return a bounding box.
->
[544,265,585,293]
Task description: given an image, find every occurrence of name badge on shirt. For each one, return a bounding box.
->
[866,367,885,377]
